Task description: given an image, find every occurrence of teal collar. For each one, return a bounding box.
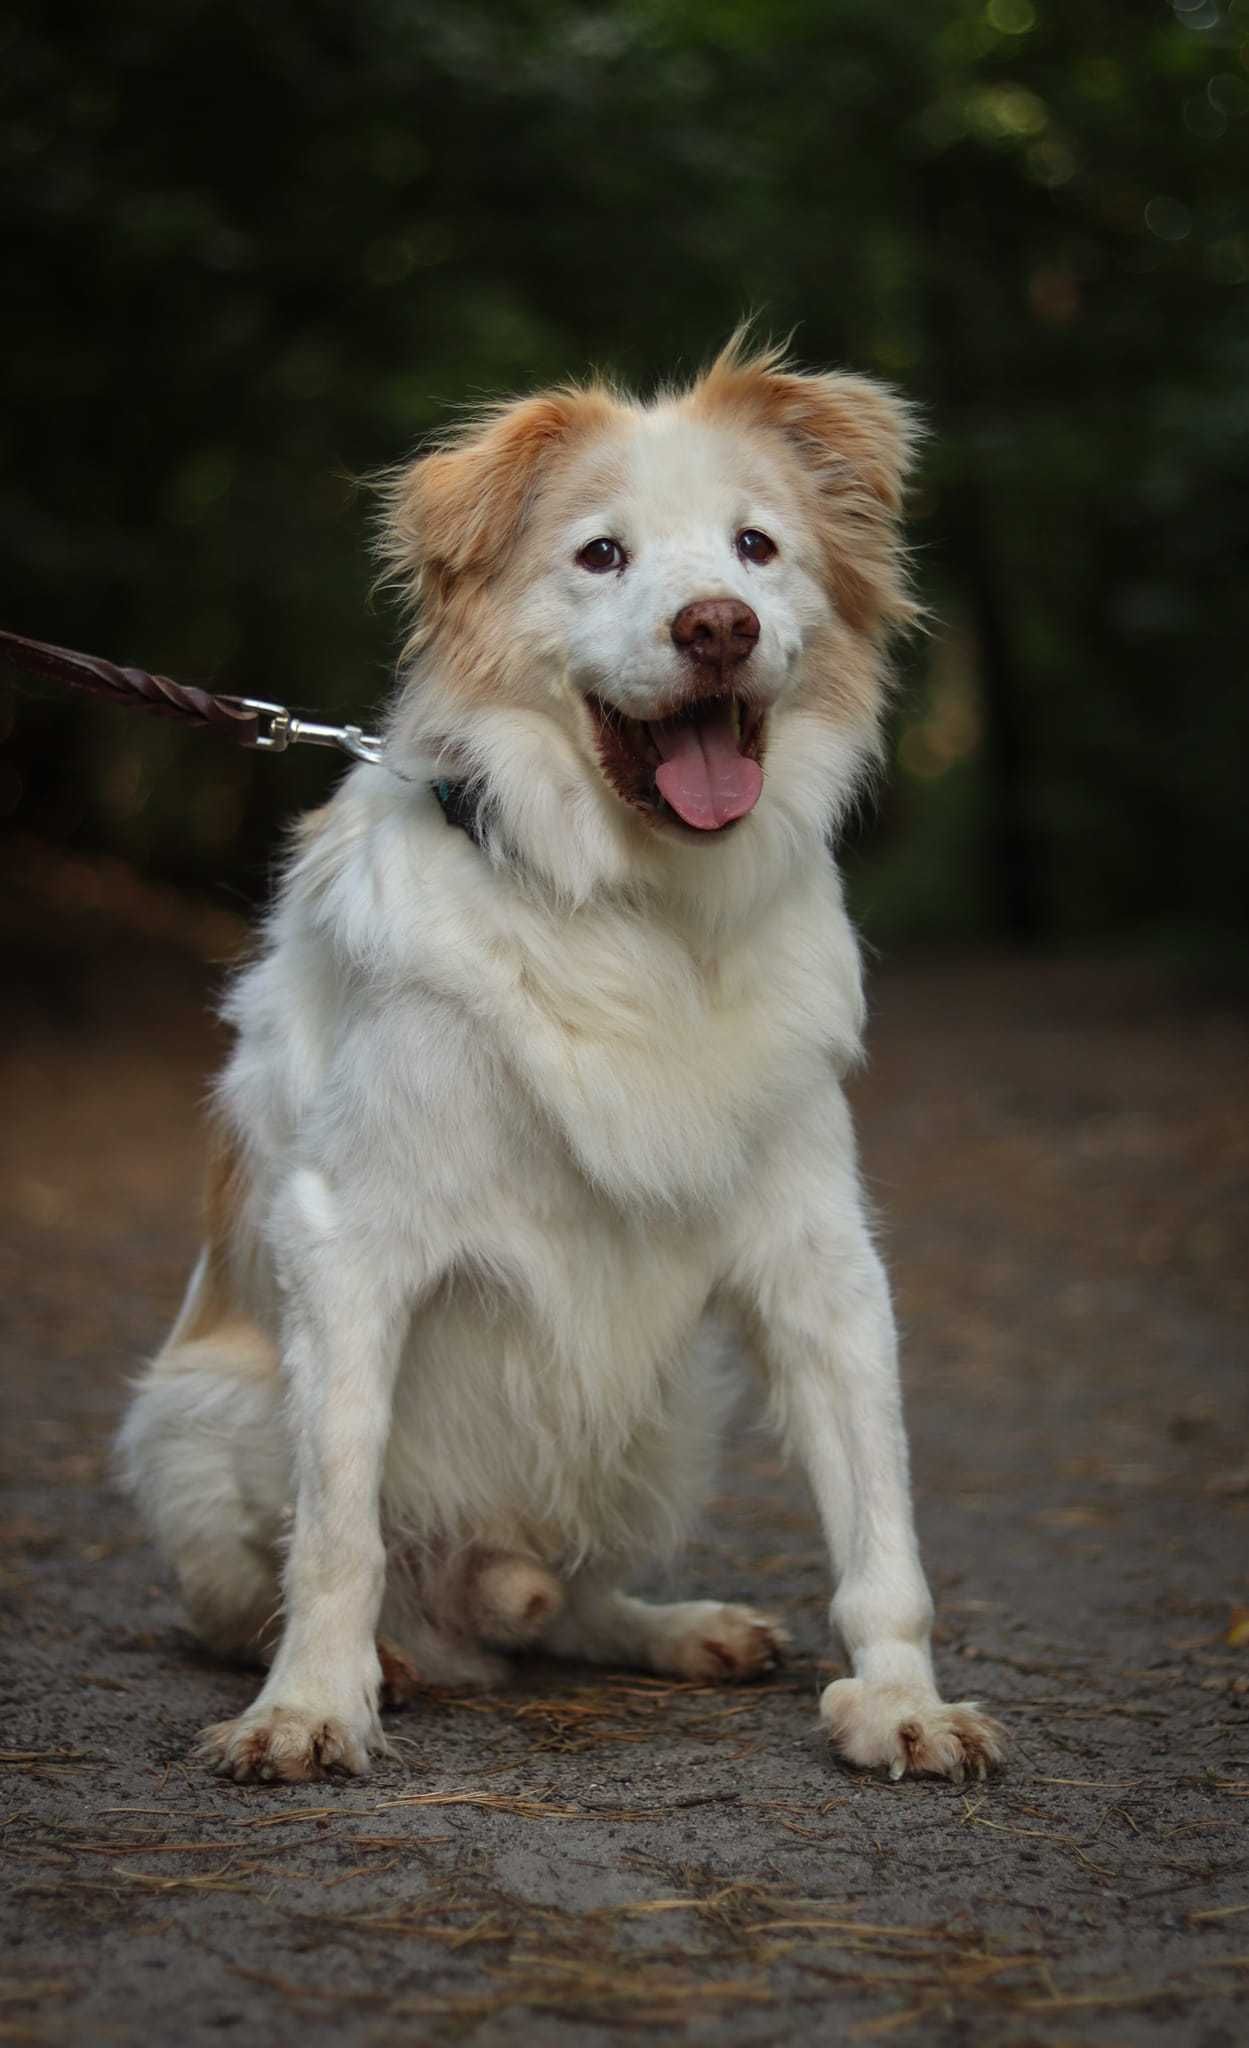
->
[431,778,487,851]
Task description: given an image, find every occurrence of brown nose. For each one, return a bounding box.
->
[670,598,760,669]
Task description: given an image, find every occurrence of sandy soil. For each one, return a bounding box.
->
[2,844,1247,2046]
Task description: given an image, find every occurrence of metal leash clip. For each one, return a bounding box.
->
[236,697,387,766]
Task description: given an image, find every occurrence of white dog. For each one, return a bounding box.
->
[119,336,1003,1785]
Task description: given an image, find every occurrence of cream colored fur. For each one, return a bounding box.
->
[118,338,1003,1784]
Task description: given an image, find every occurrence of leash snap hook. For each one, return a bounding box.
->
[237,697,294,752]
[234,697,386,766]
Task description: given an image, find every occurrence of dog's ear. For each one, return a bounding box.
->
[694,335,920,633]
[381,388,615,595]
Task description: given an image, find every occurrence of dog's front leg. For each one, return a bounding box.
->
[734,1093,1003,1782]
[199,1170,410,1783]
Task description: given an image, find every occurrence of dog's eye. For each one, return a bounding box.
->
[736,528,777,565]
[577,537,627,573]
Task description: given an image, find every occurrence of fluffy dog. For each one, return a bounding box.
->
[119,336,1003,1785]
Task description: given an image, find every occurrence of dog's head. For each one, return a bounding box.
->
[381,335,917,891]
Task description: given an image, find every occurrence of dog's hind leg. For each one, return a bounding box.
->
[543,1575,787,1682]
[376,1554,515,1695]
[117,1315,289,1664]
[119,1328,531,1709]
[467,1550,565,1646]
[375,1544,564,1697]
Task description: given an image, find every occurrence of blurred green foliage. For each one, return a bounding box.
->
[1,0,1246,941]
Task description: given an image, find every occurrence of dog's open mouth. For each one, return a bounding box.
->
[585,694,766,833]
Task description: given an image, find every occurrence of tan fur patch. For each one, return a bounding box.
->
[380,385,625,653]
[178,1124,249,1343]
[686,331,919,641]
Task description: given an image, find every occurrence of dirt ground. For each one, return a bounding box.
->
[2,841,1247,2047]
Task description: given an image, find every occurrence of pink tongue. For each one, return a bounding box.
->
[653,703,763,831]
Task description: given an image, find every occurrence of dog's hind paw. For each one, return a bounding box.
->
[819,1678,1004,1783]
[196,1703,382,1784]
[656,1601,788,1682]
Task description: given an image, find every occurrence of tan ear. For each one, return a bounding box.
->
[693,335,920,632]
[380,386,618,594]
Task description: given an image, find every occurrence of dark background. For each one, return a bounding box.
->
[2,0,1247,949]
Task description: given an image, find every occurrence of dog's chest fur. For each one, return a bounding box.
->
[468,881,859,1217]
[235,776,864,1221]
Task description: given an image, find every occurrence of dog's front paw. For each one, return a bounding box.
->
[660,1601,788,1681]
[820,1678,1004,1783]
[196,1704,382,1784]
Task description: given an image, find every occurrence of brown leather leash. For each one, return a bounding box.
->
[0,626,386,766]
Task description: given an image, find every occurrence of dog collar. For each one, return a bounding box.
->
[431,778,487,851]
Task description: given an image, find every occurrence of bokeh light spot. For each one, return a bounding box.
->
[987,0,1036,33]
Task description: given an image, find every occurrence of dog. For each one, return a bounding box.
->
[118,334,1003,1785]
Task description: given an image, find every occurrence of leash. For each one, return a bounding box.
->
[0,626,386,767]
[0,625,489,847]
